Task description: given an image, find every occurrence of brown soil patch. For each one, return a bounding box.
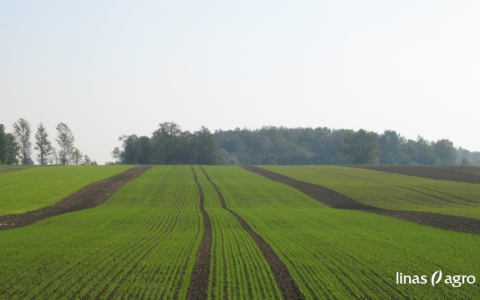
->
[0,166,151,231]
[243,166,480,236]
[200,166,305,300]
[350,165,480,185]
[186,167,212,300]
[0,167,29,175]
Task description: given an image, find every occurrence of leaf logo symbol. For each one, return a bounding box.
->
[431,270,443,287]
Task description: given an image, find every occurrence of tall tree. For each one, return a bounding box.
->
[379,130,409,164]
[432,139,456,166]
[56,123,75,165]
[49,147,58,165]
[338,129,381,164]
[6,134,19,164]
[415,136,438,165]
[12,118,33,165]
[0,124,9,164]
[70,148,83,165]
[113,135,141,164]
[152,122,182,164]
[34,122,53,165]
[194,126,223,165]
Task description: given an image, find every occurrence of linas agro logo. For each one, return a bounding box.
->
[396,271,476,288]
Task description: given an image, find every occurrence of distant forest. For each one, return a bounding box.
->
[110,122,480,166]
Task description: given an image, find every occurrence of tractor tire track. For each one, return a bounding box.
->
[199,166,305,300]
[186,167,213,300]
[0,166,151,231]
[243,166,480,236]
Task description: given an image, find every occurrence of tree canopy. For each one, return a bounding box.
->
[112,123,223,165]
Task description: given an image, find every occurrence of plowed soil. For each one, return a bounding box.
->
[0,166,151,231]
[243,166,480,236]
[186,167,212,300]
[200,167,305,300]
[350,165,480,185]
[0,167,29,175]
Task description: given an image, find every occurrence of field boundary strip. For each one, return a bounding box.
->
[0,167,30,175]
[243,166,480,236]
[349,165,480,185]
[0,166,151,231]
[199,166,306,300]
[186,166,213,300]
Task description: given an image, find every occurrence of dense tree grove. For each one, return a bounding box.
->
[214,127,473,166]
[112,122,223,165]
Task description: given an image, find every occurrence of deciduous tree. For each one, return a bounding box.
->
[0,125,9,164]
[12,118,33,165]
[34,122,53,165]
[338,129,381,164]
[56,123,75,165]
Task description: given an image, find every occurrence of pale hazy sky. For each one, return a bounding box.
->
[1,1,479,164]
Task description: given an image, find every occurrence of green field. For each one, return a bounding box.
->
[261,165,480,219]
[0,165,132,216]
[1,165,480,299]
[0,166,202,299]
[203,166,480,299]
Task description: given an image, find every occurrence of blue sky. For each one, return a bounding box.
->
[1,1,479,163]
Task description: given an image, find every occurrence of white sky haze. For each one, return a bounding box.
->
[1,1,479,164]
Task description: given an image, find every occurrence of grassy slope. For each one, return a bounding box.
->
[0,165,133,216]
[204,166,480,300]
[261,165,480,220]
[193,166,282,299]
[0,166,203,300]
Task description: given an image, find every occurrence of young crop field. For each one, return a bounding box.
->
[0,165,133,216]
[202,166,480,299]
[260,165,480,220]
[0,166,202,299]
[1,165,480,299]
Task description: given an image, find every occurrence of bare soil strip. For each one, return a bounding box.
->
[186,167,213,300]
[243,166,480,236]
[350,165,480,185]
[0,167,29,175]
[0,166,151,231]
[199,166,305,300]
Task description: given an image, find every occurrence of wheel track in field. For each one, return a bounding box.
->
[0,166,151,231]
[186,167,213,300]
[199,166,305,300]
[244,166,480,236]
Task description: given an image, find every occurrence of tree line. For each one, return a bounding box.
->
[112,123,478,166]
[0,119,97,165]
[214,127,475,166]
